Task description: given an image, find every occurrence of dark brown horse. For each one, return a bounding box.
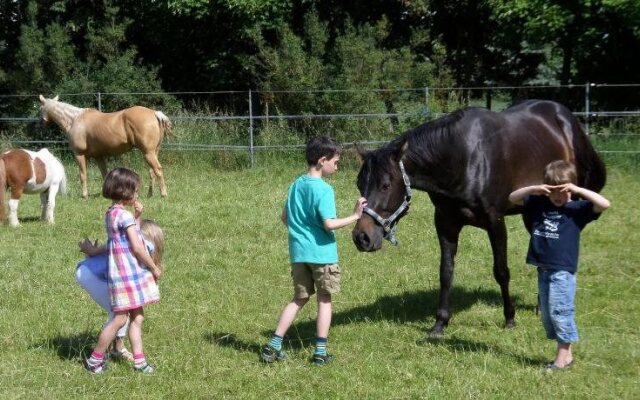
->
[352,99,606,338]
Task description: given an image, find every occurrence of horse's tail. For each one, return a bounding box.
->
[41,148,67,194]
[155,111,174,140]
[57,156,68,195]
[0,157,6,223]
[560,107,607,192]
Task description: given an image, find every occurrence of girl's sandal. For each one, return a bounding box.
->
[110,348,134,361]
[134,362,155,373]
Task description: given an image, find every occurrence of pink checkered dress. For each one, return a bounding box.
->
[106,204,160,311]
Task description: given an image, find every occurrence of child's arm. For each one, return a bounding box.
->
[126,225,162,280]
[323,197,367,231]
[508,185,553,205]
[78,238,107,256]
[559,183,611,213]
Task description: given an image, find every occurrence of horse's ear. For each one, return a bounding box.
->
[354,142,368,161]
[39,94,46,104]
[53,95,59,101]
[392,139,409,162]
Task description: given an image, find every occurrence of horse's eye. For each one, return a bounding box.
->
[381,182,391,191]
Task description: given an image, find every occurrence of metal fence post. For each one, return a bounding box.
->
[97,92,102,111]
[249,89,255,167]
[585,83,590,135]
[424,87,430,118]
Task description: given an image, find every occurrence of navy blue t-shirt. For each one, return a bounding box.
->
[523,195,601,273]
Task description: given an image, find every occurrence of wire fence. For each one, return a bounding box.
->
[1,84,639,166]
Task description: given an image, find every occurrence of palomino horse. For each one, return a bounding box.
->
[0,148,67,227]
[38,95,173,199]
[352,99,606,338]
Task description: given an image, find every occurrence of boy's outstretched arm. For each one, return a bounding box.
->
[323,197,367,231]
[508,185,552,205]
[559,183,611,213]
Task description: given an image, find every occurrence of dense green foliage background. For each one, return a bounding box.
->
[1,0,640,115]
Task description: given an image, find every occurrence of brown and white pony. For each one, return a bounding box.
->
[0,148,67,227]
[38,95,173,199]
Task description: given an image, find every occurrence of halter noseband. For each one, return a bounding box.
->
[363,160,412,246]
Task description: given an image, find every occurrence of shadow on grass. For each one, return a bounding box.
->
[35,331,96,360]
[204,332,263,355]
[211,286,536,357]
[14,216,43,224]
[418,336,548,366]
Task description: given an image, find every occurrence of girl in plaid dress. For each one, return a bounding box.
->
[84,168,162,374]
[76,219,165,364]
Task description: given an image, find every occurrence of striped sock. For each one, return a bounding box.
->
[269,334,283,351]
[269,333,283,351]
[314,337,328,356]
[88,351,104,366]
[133,353,146,368]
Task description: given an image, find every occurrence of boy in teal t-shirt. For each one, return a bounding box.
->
[261,136,367,365]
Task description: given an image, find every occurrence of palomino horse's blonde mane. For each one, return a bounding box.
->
[39,95,87,132]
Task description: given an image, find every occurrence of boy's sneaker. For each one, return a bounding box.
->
[260,344,286,363]
[134,362,155,373]
[312,354,334,366]
[84,358,107,374]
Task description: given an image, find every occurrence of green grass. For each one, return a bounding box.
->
[0,154,638,399]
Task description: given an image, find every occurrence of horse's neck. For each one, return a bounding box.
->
[49,102,86,132]
[405,128,465,193]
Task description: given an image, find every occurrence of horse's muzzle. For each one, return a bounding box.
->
[352,225,383,252]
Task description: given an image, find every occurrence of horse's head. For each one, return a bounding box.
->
[38,94,59,127]
[352,140,411,252]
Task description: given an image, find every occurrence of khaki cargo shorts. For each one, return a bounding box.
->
[291,262,341,298]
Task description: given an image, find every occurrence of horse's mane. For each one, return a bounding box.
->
[42,99,87,131]
[386,108,468,167]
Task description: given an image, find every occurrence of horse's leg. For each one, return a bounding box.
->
[487,216,516,329]
[8,187,23,227]
[143,151,166,197]
[40,191,48,221]
[147,164,156,198]
[75,154,89,199]
[95,157,108,179]
[42,185,59,224]
[429,208,463,338]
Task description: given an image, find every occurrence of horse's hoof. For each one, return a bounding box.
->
[505,320,516,329]
[428,330,445,340]
[417,331,444,345]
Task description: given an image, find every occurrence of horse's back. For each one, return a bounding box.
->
[447,100,605,211]
[495,100,605,192]
[74,106,164,154]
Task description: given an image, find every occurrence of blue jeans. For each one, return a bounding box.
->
[537,268,578,343]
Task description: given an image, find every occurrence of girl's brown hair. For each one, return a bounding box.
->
[543,160,577,185]
[140,219,165,272]
[102,168,140,201]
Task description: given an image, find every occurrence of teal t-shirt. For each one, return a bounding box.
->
[286,175,338,264]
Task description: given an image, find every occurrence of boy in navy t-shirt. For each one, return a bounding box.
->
[509,160,610,371]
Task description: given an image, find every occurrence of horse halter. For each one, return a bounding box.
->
[363,161,412,246]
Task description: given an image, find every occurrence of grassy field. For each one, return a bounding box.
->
[0,151,638,399]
